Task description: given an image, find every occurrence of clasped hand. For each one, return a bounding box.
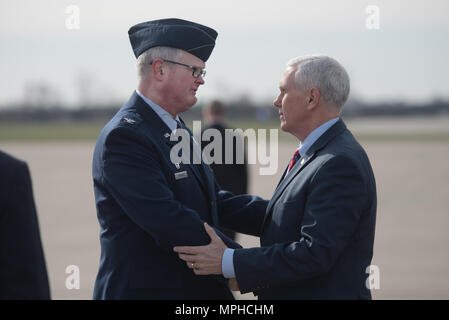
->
[173,222,239,291]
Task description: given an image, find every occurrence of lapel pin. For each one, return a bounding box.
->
[175,163,180,169]
[164,133,170,138]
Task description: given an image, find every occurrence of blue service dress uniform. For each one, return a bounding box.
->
[92,92,267,299]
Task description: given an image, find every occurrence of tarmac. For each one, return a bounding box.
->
[2,128,449,299]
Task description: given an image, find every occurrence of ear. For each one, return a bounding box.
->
[307,88,321,110]
[151,58,165,81]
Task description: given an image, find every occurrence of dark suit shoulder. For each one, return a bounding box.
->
[0,150,29,208]
[0,150,31,193]
[0,150,27,176]
[320,128,367,160]
[312,129,375,193]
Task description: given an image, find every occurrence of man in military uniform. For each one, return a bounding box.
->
[92,18,267,299]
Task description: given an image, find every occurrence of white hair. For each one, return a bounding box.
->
[287,55,350,109]
[136,46,184,80]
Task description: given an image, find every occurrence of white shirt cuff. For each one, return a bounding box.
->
[222,248,236,279]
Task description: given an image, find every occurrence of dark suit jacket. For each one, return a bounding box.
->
[92,92,266,299]
[0,150,50,299]
[233,119,377,299]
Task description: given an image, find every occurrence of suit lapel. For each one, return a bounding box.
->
[264,152,316,225]
[263,119,348,228]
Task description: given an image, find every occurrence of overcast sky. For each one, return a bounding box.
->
[1,0,448,107]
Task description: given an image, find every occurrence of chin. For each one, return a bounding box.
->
[280,121,288,132]
[189,96,198,106]
[181,98,196,112]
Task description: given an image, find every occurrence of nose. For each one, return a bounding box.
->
[195,75,205,85]
[273,94,282,109]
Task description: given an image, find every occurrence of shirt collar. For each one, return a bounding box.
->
[298,117,340,156]
[135,89,179,132]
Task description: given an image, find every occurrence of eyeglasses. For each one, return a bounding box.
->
[151,59,206,78]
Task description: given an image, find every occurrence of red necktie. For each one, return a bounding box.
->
[287,149,301,174]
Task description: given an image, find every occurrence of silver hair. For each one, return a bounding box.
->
[287,55,350,109]
[136,46,184,80]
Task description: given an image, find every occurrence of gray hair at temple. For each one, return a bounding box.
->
[137,46,184,81]
[287,55,350,109]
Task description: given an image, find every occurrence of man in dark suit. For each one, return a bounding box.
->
[201,100,249,240]
[92,18,266,299]
[0,150,50,299]
[175,55,377,299]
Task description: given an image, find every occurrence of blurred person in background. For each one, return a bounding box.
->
[201,100,249,241]
[0,150,51,299]
[175,55,377,300]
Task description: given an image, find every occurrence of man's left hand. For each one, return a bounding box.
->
[173,222,227,275]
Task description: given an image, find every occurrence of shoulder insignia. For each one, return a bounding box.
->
[123,117,136,124]
[120,112,143,127]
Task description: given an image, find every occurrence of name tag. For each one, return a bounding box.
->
[175,171,188,180]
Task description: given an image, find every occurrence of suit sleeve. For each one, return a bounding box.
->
[233,155,368,293]
[101,126,241,251]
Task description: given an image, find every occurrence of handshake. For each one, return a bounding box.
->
[174,223,239,292]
